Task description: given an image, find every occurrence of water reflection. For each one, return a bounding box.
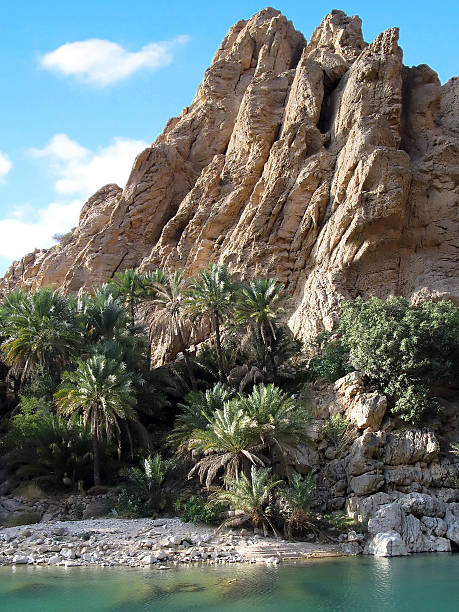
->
[0,555,458,612]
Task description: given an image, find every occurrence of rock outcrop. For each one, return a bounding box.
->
[288,372,459,556]
[1,8,457,345]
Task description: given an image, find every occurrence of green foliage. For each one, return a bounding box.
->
[309,331,349,382]
[174,383,311,487]
[167,383,234,452]
[55,355,137,443]
[173,495,224,525]
[280,471,315,514]
[233,278,284,383]
[186,263,237,380]
[321,413,350,449]
[279,471,316,537]
[188,400,264,488]
[319,512,361,533]
[0,288,82,381]
[6,397,93,487]
[55,354,137,485]
[116,453,175,517]
[212,466,282,535]
[340,297,459,423]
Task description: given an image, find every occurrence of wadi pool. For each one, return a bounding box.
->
[0,554,458,611]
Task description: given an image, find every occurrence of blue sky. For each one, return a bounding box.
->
[0,0,457,275]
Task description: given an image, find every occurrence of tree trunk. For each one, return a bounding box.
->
[213,311,225,382]
[92,435,101,486]
[266,324,279,386]
[177,324,197,391]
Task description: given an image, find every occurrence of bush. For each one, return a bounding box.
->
[116,454,175,517]
[5,397,93,487]
[113,489,145,518]
[309,331,349,382]
[174,495,225,525]
[321,413,350,452]
[340,297,459,423]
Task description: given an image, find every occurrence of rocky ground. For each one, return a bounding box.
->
[0,518,349,568]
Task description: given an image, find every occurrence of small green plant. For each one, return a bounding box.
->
[321,413,351,453]
[174,495,224,525]
[212,466,282,536]
[113,489,144,518]
[309,331,349,382]
[117,453,175,517]
[319,512,361,533]
[280,471,316,538]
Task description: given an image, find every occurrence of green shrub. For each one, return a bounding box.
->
[321,414,350,450]
[113,489,145,518]
[174,495,224,525]
[309,331,349,382]
[340,297,459,423]
[117,454,175,517]
[5,397,93,487]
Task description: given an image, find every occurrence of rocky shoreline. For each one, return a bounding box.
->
[0,518,349,568]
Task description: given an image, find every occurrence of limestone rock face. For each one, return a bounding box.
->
[1,9,458,346]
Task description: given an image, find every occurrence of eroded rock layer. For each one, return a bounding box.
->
[2,8,458,340]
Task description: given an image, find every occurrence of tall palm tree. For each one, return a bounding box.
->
[212,466,282,536]
[234,278,284,384]
[153,269,197,390]
[187,400,264,489]
[186,263,236,382]
[0,288,82,383]
[55,355,137,485]
[167,383,234,452]
[108,269,144,324]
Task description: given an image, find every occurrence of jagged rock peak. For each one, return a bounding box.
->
[1,8,458,348]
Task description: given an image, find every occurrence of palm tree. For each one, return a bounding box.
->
[234,278,284,384]
[186,263,236,382]
[212,466,282,536]
[0,288,82,383]
[108,269,144,324]
[237,384,311,476]
[80,287,147,370]
[55,355,137,486]
[279,471,316,538]
[187,400,264,489]
[153,269,197,390]
[167,383,234,452]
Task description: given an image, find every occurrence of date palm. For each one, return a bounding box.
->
[188,400,264,489]
[280,471,316,538]
[108,269,144,324]
[212,466,282,536]
[237,384,311,475]
[55,355,137,485]
[0,288,82,383]
[152,269,197,390]
[167,383,234,453]
[234,278,284,384]
[186,263,236,382]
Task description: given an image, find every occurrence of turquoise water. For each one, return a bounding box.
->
[0,554,458,612]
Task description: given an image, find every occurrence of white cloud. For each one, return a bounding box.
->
[40,35,190,86]
[0,134,147,261]
[29,133,148,197]
[0,199,82,259]
[0,151,12,179]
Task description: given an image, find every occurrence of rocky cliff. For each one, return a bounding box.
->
[2,8,458,341]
